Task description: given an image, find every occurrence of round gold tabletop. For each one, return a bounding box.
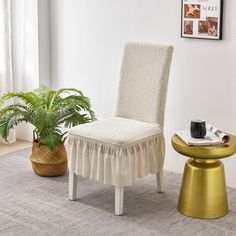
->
[171,134,236,159]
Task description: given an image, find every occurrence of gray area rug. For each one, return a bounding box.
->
[0,149,236,236]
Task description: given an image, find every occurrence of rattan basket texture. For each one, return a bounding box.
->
[30,140,67,177]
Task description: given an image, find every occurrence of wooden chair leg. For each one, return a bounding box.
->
[69,171,77,200]
[156,169,164,193]
[115,186,124,215]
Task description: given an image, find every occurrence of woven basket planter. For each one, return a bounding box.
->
[30,140,67,177]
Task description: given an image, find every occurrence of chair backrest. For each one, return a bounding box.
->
[115,42,173,128]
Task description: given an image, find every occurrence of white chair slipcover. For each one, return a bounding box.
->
[68,117,164,186]
[68,42,173,215]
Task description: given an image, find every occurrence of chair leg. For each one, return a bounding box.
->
[69,171,77,200]
[156,169,164,193]
[115,186,124,215]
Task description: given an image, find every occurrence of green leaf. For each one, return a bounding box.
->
[0,113,18,140]
[0,92,44,110]
[0,85,95,150]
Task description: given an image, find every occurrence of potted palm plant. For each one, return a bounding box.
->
[0,85,95,177]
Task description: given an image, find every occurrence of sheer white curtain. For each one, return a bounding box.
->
[1,0,46,142]
[0,0,16,143]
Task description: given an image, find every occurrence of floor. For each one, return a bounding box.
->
[0,139,31,156]
[0,148,236,236]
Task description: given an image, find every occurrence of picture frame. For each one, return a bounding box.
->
[181,0,224,40]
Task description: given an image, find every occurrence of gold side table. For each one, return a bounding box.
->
[172,134,236,219]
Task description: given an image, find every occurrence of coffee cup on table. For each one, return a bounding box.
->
[190,119,207,139]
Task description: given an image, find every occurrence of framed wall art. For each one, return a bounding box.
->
[181,0,224,40]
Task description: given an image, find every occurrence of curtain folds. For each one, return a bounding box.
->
[0,0,16,143]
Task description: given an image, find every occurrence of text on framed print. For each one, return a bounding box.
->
[181,0,223,40]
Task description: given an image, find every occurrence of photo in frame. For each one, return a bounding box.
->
[181,0,224,40]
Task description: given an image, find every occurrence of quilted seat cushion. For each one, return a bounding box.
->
[69,117,162,146]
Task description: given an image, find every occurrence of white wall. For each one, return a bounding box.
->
[50,0,236,188]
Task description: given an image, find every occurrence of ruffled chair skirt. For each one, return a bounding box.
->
[67,134,165,186]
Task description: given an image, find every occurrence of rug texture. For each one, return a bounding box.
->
[0,148,236,236]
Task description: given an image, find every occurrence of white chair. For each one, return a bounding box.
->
[67,42,173,215]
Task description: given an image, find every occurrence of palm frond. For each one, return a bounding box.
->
[64,113,91,128]
[53,95,95,120]
[0,92,44,110]
[0,85,95,150]
[0,112,25,139]
[0,103,28,116]
[34,85,57,110]
[33,110,61,150]
[48,88,84,111]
